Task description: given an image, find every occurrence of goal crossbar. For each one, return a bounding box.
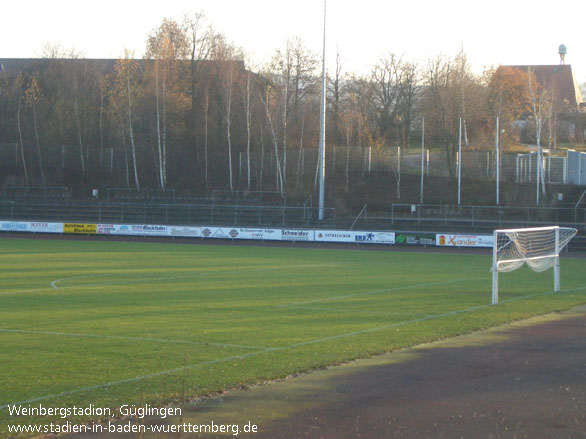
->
[491,226,577,304]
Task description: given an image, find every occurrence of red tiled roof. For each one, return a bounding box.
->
[503,64,583,110]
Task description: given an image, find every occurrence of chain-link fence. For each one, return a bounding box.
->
[0,142,571,191]
[237,146,568,186]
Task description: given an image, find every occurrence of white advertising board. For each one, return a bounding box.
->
[29,222,63,234]
[200,227,282,241]
[280,229,314,241]
[314,230,355,243]
[225,228,273,240]
[1,221,30,232]
[436,234,493,248]
[200,227,234,239]
[352,231,395,244]
[315,230,395,244]
[167,226,201,238]
[1,221,63,234]
[114,224,167,236]
[97,224,117,235]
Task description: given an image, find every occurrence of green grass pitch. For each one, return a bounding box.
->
[0,237,585,434]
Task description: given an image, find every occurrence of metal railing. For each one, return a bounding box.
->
[387,204,586,231]
[211,190,286,206]
[0,187,69,204]
[106,188,176,204]
[0,201,336,229]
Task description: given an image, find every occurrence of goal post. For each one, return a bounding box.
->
[491,226,577,304]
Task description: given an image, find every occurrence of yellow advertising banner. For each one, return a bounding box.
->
[63,223,97,234]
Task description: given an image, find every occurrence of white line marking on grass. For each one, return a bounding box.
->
[2,285,584,411]
[0,263,339,296]
[0,328,269,351]
[278,278,477,307]
[84,263,340,287]
[50,274,131,289]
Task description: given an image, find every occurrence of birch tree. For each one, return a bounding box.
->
[261,85,284,194]
[527,67,548,203]
[146,18,189,189]
[23,77,45,186]
[243,71,252,190]
[184,11,214,171]
[16,96,30,186]
[110,52,143,190]
[327,50,345,146]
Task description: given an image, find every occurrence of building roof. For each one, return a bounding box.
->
[503,64,583,110]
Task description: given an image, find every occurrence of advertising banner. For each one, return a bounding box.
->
[280,229,314,241]
[200,227,233,239]
[97,224,117,235]
[225,228,267,240]
[314,230,355,243]
[315,230,395,244]
[113,225,133,236]
[167,226,201,238]
[63,223,97,234]
[200,227,282,241]
[352,231,395,244]
[258,228,281,241]
[1,221,62,234]
[394,232,436,246]
[132,224,167,236]
[1,221,30,232]
[29,222,63,234]
[436,234,493,248]
[111,224,167,236]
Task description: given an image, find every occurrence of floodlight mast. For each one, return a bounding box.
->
[318,0,327,221]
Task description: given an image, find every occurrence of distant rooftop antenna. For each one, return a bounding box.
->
[559,44,567,65]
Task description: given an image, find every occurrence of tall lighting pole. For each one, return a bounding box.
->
[318,0,327,221]
[420,118,425,204]
[496,117,500,206]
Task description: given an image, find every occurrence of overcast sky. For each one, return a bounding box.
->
[2,0,585,84]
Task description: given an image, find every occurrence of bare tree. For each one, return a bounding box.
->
[327,49,345,146]
[224,66,234,191]
[146,18,189,189]
[397,62,419,148]
[372,53,403,144]
[24,76,45,185]
[260,86,284,195]
[527,67,548,204]
[203,88,210,189]
[271,37,319,185]
[16,97,30,186]
[244,71,252,190]
[109,51,142,190]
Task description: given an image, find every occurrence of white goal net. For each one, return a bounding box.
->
[491,226,577,304]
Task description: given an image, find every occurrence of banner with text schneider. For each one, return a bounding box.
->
[199,227,314,241]
[315,230,395,244]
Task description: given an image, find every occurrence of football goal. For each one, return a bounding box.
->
[491,226,577,304]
